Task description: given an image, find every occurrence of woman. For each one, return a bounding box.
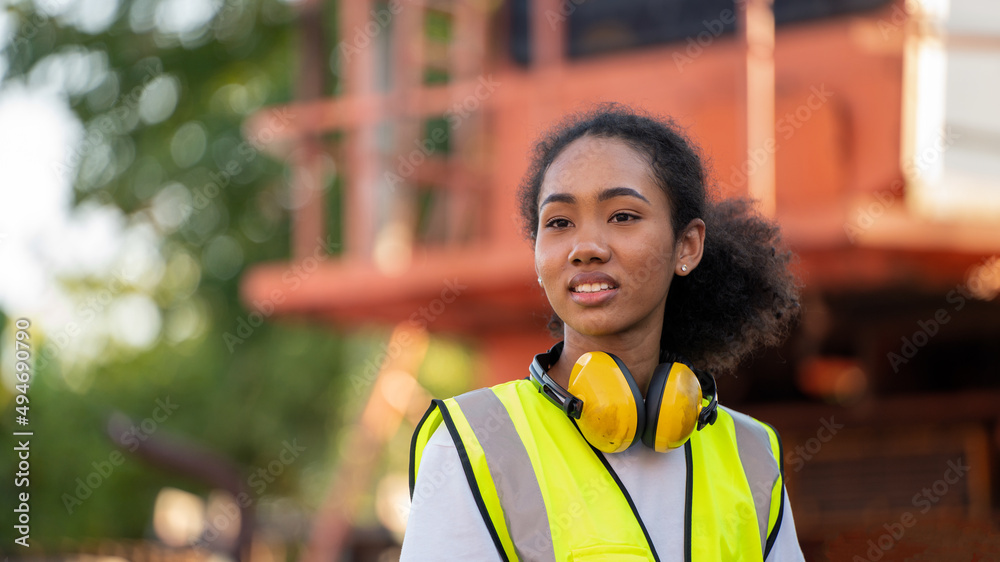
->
[401,104,804,561]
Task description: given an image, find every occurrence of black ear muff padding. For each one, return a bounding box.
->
[641,362,672,449]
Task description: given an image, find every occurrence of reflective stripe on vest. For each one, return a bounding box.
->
[410,380,784,561]
[729,409,781,555]
[455,388,556,562]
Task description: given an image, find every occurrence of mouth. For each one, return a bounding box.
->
[567,272,620,305]
[571,282,619,293]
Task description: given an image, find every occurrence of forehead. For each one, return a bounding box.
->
[540,135,658,197]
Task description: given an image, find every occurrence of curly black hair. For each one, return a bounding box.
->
[517,103,800,374]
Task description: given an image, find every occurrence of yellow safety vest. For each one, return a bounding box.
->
[410,380,785,562]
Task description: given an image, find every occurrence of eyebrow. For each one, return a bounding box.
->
[539,186,650,209]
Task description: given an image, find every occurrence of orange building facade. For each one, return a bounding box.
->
[240,0,1000,556]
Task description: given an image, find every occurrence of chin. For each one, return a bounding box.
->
[561,307,661,340]
[563,317,633,338]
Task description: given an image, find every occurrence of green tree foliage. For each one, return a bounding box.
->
[0,0,356,547]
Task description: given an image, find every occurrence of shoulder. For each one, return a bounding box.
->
[410,381,536,468]
[718,404,775,431]
[426,379,539,424]
[691,405,786,495]
[717,405,783,457]
[411,381,530,441]
[410,424,463,498]
[439,379,535,406]
[426,421,455,448]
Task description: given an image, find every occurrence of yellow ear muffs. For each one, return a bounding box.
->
[641,362,704,452]
[529,342,718,454]
[567,352,645,454]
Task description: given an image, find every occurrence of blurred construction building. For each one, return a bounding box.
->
[240,0,1000,558]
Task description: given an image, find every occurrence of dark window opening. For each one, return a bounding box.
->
[508,0,894,65]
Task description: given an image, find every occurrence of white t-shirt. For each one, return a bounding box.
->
[401,423,805,561]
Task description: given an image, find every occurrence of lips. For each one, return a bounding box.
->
[567,272,620,306]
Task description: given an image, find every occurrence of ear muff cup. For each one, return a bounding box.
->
[642,362,704,452]
[567,352,645,454]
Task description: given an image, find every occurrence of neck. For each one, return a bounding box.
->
[548,327,664,397]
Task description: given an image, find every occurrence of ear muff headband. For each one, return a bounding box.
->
[529,342,583,418]
[694,367,719,430]
[529,342,719,454]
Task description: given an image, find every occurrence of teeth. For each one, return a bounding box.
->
[573,282,615,293]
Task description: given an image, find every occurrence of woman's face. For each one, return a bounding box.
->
[535,135,683,340]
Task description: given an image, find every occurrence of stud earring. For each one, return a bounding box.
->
[681,264,688,272]
[537,277,543,286]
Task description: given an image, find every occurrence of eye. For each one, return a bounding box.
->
[544,217,572,229]
[610,212,638,223]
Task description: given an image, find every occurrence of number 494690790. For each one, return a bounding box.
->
[14,318,31,425]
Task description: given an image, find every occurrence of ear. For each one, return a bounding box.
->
[674,218,705,276]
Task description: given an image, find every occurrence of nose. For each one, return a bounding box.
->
[568,225,611,264]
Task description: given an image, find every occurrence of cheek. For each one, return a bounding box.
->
[536,258,561,287]
[534,237,565,277]
[624,245,674,294]
[534,249,554,286]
